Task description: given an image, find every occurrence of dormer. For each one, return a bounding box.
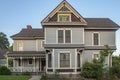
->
[41,0,87,26]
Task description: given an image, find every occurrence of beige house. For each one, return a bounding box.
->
[7,0,119,74]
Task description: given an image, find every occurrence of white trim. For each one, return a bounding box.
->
[46,54,48,72]
[36,40,38,51]
[92,52,100,60]
[57,28,72,44]
[52,49,55,72]
[83,28,84,44]
[41,40,45,48]
[92,32,100,46]
[45,28,46,44]
[75,49,77,72]
[80,52,83,68]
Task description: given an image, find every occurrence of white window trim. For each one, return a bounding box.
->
[58,52,71,69]
[57,28,72,44]
[57,14,71,22]
[92,52,100,60]
[41,40,45,48]
[48,53,52,68]
[92,32,100,46]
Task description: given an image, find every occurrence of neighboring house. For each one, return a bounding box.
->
[7,0,119,74]
[0,49,8,66]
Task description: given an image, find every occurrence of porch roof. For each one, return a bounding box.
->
[7,51,46,58]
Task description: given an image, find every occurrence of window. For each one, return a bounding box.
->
[58,30,64,43]
[48,54,52,67]
[93,33,99,45]
[58,29,71,43]
[28,59,33,64]
[65,30,71,43]
[77,53,80,67]
[58,14,71,22]
[18,41,23,51]
[60,53,70,67]
[93,54,99,60]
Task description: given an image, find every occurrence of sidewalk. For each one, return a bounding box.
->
[29,75,41,80]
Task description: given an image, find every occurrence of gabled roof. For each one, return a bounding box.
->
[11,29,44,40]
[85,18,119,29]
[41,0,87,26]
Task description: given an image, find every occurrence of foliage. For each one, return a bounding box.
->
[109,64,120,78]
[0,75,31,80]
[0,66,11,75]
[9,45,13,52]
[8,59,13,67]
[22,71,30,76]
[112,56,120,66]
[82,62,103,79]
[82,45,113,79]
[40,72,48,80]
[0,32,9,49]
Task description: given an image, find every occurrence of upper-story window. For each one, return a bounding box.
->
[93,33,99,45]
[58,14,71,22]
[18,41,23,51]
[93,53,100,60]
[58,29,71,43]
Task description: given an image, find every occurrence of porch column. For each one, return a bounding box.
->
[33,57,35,72]
[75,49,77,72]
[6,57,9,68]
[20,57,23,72]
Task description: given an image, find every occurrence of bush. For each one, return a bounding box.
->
[109,65,120,78]
[0,66,11,75]
[81,62,103,79]
[22,71,30,76]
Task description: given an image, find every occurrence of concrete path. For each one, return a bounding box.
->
[29,75,41,80]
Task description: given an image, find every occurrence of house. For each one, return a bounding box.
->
[7,0,119,74]
[0,49,8,66]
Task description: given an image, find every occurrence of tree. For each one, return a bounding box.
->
[0,32,9,49]
[9,45,13,52]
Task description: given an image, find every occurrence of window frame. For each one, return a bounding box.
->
[48,53,52,68]
[28,58,33,65]
[59,53,70,68]
[58,14,71,22]
[17,41,23,51]
[92,32,100,46]
[92,53,100,60]
[57,28,71,44]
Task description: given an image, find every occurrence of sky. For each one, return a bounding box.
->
[0,0,120,55]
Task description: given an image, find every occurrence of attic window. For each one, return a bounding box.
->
[58,14,71,22]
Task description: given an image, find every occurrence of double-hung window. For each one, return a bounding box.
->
[93,33,99,45]
[18,41,23,51]
[58,29,71,43]
[60,53,70,67]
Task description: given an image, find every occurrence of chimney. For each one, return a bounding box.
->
[27,25,32,30]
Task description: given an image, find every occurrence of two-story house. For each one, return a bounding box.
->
[7,0,119,74]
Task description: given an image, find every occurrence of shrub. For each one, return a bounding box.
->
[0,66,11,75]
[40,72,48,80]
[22,71,30,76]
[81,62,103,79]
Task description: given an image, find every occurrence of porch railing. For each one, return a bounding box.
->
[9,67,40,72]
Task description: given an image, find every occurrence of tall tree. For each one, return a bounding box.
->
[0,32,9,49]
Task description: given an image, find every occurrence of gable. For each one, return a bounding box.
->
[41,0,87,26]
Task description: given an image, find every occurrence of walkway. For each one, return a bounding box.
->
[29,75,41,80]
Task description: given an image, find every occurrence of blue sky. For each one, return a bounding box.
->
[0,0,120,55]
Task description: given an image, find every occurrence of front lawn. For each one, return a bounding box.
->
[0,75,31,80]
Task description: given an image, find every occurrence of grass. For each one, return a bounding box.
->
[0,75,31,80]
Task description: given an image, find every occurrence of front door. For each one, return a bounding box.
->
[39,58,46,72]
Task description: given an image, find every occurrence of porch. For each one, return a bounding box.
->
[7,51,46,73]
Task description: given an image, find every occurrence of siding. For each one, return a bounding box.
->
[85,30,116,46]
[13,39,44,51]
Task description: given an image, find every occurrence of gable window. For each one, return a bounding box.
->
[48,54,52,67]
[60,53,70,67]
[58,14,71,22]
[18,41,23,51]
[58,29,71,43]
[93,33,99,45]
